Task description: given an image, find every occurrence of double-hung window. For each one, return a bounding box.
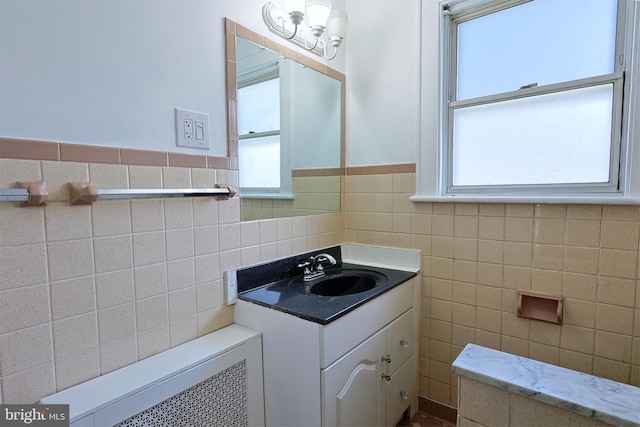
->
[416,0,640,203]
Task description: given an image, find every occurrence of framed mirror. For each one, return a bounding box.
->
[225,19,345,221]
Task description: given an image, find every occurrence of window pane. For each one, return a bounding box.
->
[457,0,617,100]
[239,135,280,188]
[452,84,613,187]
[238,78,280,135]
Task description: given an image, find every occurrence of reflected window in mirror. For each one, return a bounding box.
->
[236,37,294,200]
[238,65,290,196]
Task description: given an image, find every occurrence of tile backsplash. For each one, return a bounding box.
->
[0,157,344,404]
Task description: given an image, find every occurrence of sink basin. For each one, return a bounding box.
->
[308,270,385,297]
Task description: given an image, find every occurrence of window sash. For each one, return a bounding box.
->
[450,0,619,100]
[238,134,281,189]
[446,72,624,194]
[237,77,281,136]
[442,0,626,196]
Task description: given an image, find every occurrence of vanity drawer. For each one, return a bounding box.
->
[386,308,413,374]
[386,356,414,427]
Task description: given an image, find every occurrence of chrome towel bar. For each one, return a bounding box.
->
[68,183,237,205]
[0,188,30,202]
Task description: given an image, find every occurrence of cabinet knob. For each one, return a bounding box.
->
[381,355,392,363]
[381,373,391,383]
[400,390,410,400]
[400,339,410,348]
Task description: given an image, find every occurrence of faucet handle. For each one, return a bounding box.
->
[298,261,312,274]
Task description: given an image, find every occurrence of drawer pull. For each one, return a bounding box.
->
[381,355,392,363]
[381,374,391,383]
[400,390,410,400]
[400,339,410,348]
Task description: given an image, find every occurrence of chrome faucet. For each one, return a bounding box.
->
[298,253,337,281]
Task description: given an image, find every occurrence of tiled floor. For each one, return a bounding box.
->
[396,411,455,427]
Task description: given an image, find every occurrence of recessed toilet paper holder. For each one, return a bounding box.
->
[517,290,564,325]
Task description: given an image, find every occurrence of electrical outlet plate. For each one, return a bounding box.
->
[175,108,210,149]
[224,270,237,305]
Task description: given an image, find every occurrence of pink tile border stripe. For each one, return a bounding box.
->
[0,137,415,175]
[0,137,232,170]
[0,138,60,161]
[121,148,168,167]
[60,143,121,164]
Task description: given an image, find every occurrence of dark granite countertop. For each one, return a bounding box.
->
[237,262,416,325]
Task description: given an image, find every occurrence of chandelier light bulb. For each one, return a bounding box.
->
[326,9,348,46]
[306,0,332,37]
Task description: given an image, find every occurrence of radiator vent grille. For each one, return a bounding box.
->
[116,360,248,427]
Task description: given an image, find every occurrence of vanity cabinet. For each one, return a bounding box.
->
[322,308,414,427]
[235,277,418,427]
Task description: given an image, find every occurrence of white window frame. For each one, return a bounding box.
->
[414,0,640,204]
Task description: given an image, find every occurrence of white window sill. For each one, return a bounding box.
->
[239,193,295,200]
[410,194,640,205]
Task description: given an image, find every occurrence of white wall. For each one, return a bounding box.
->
[344,0,422,167]
[0,0,346,157]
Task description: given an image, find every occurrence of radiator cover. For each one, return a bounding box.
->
[117,360,248,427]
[40,325,264,427]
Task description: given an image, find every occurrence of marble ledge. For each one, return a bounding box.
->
[452,344,640,427]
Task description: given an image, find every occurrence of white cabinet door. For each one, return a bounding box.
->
[322,329,386,427]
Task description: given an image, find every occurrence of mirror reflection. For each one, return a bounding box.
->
[235,36,342,221]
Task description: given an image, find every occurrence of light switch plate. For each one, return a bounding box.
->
[175,108,210,149]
